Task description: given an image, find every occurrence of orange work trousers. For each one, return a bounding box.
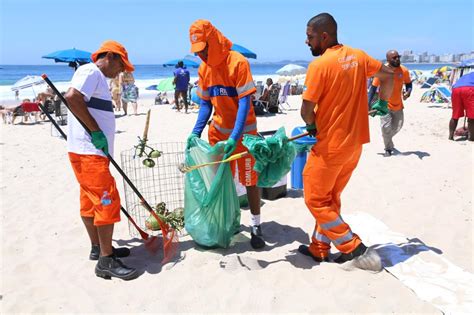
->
[69,153,121,226]
[302,144,363,259]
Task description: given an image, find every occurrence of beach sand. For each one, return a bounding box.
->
[1,86,472,313]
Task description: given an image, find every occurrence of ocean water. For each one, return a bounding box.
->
[0,62,454,102]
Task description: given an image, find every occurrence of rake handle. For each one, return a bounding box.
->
[142,109,151,142]
[184,151,249,172]
[36,101,151,241]
[184,131,310,173]
[288,131,310,141]
[41,74,166,231]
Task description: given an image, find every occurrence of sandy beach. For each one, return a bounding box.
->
[1,86,472,314]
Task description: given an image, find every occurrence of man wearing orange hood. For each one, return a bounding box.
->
[187,20,265,249]
[298,13,394,271]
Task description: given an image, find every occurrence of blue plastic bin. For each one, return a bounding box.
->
[291,126,317,189]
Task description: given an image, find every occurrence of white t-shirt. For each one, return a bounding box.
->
[67,63,116,157]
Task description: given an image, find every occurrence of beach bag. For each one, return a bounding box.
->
[253,100,266,116]
[184,138,240,248]
[454,118,469,137]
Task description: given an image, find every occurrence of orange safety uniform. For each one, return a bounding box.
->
[302,44,382,258]
[69,153,121,226]
[372,65,411,111]
[192,20,258,186]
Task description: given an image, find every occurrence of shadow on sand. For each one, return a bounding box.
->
[114,237,165,276]
[377,148,431,160]
[373,237,442,268]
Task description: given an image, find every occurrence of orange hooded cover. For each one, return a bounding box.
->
[189,19,232,68]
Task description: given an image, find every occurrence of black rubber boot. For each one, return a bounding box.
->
[334,243,368,264]
[89,245,131,261]
[250,225,265,249]
[297,245,329,262]
[383,149,392,157]
[95,255,138,280]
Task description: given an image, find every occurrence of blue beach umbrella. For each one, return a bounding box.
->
[42,48,92,64]
[231,44,257,59]
[163,57,200,68]
[460,59,474,67]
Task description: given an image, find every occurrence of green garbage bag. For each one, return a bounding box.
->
[184,137,240,248]
[242,127,297,187]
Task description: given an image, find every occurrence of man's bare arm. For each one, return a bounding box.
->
[301,99,316,125]
[64,87,100,132]
[374,65,394,101]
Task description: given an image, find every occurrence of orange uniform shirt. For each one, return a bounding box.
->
[197,51,257,132]
[372,65,411,111]
[303,45,382,152]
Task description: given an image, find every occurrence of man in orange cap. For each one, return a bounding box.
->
[298,13,394,271]
[64,40,138,280]
[187,19,265,249]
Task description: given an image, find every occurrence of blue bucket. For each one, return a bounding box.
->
[290,126,317,189]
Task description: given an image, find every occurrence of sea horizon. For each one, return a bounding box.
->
[0,62,456,86]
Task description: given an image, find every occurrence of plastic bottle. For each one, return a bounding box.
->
[101,191,112,206]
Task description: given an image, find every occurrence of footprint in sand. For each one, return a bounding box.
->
[219,254,264,272]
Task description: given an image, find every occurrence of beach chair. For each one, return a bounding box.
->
[253,99,266,116]
[437,86,452,103]
[421,77,438,89]
[21,102,41,123]
[260,84,281,114]
[278,82,292,111]
[420,85,451,105]
[54,99,68,126]
[255,81,264,99]
[295,84,304,95]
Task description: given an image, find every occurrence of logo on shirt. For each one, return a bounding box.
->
[208,85,238,97]
[219,88,228,96]
[339,54,358,71]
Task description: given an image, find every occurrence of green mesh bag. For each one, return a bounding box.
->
[242,127,297,187]
[184,138,240,248]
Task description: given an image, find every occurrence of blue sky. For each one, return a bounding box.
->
[1,0,472,64]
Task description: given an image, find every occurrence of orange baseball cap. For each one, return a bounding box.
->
[189,19,213,53]
[91,40,135,72]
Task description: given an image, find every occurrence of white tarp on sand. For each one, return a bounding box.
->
[345,212,473,314]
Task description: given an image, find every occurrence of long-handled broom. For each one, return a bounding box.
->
[37,102,154,243]
[41,74,177,262]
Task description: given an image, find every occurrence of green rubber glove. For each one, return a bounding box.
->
[371,99,389,117]
[224,138,237,155]
[186,133,199,149]
[91,131,108,155]
[306,123,317,137]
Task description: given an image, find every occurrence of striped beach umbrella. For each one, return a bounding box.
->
[11,75,45,91]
